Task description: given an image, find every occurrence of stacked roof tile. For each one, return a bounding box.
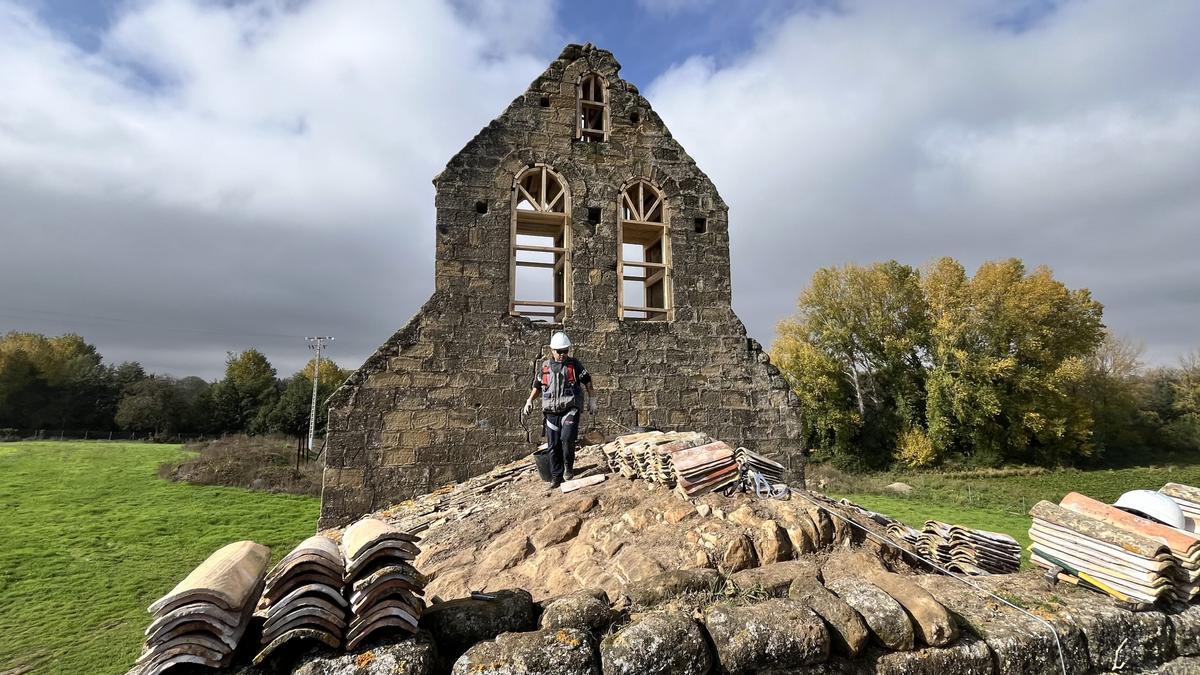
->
[1059,491,1200,603]
[1029,500,1178,605]
[917,521,956,568]
[886,522,923,550]
[599,431,710,485]
[598,432,775,497]
[672,440,740,497]
[341,517,426,650]
[884,521,1019,575]
[253,535,347,664]
[735,447,787,484]
[135,541,269,675]
[943,524,1021,575]
[1160,482,1200,531]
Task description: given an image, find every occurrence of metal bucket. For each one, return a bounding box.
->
[532,443,553,482]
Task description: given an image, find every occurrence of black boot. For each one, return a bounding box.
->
[550,476,562,489]
[563,442,576,481]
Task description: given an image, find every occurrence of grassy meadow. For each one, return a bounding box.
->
[2,438,1196,673]
[0,441,319,675]
[822,459,1200,566]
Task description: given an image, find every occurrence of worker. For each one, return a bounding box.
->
[523,331,597,488]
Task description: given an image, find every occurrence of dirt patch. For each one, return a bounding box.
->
[160,435,321,496]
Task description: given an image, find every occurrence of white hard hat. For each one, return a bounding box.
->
[1113,490,1186,529]
[550,331,571,350]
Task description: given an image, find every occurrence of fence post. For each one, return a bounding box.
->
[59,430,64,440]
[108,431,113,440]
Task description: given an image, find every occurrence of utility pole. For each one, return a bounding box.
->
[305,336,334,457]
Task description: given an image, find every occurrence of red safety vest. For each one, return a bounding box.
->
[540,359,580,413]
[542,361,577,387]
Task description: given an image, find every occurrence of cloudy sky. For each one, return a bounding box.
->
[2,0,1197,379]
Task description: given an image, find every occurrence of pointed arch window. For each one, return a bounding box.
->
[618,179,671,320]
[577,73,608,143]
[511,165,571,322]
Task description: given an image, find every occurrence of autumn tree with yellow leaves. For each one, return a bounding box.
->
[774,257,1114,469]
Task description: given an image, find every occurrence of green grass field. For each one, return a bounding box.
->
[3,439,1196,673]
[827,460,1200,566]
[0,441,319,675]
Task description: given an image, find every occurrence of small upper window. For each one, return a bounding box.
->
[577,73,608,143]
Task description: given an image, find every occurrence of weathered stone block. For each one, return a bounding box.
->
[410,410,448,430]
[705,599,831,674]
[322,468,365,488]
[1166,602,1200,657]
[381,446,416,466]
[289,629,438,675]
[913,574,1089,675]
[627,568,724,607]
[600,610,711,675]
[421,589,536,664]
[539,589,612,633]
[364,371,409,388]
[451,627,598,675]
[868,633,994,675]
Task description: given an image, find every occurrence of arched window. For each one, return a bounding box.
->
[577,73,608,142]
[618,179,671,320]
[511,165,571,322]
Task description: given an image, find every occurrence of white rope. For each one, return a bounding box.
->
[789,489,1070,675]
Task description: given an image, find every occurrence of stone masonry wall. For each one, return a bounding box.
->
[320,44,804,527]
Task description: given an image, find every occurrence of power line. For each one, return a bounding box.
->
[0,305,310,341]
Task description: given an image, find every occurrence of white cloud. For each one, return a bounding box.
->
[2,0,1198,376]
[0,0,559,377]
[648,0,1200,363]
[635,0,717,17]
[0,0,557,228]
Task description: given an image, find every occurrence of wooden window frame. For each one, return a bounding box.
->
[576,73,609,143]
[618,178,672,321]
[510,164,572,323]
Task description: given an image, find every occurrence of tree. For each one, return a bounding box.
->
[923,258,1104,466]
[0,332,107,429]
[1176,351,1200,416]
[174,376,214,434]
[1166,350,1200,451]
[209,349,279,434]
[0,348,46,428]
[258,358,351,437]
[773,261,928,469]
[115,377,183,435]
[1078,334,1160,462]
[774,257,1109,469]
[90,361,148,431]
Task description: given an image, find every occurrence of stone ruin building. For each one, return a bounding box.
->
[320,43,804,527]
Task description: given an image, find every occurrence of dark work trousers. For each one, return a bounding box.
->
[543,408,580,480]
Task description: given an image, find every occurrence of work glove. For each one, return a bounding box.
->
[588,398,598,415]
[523,399,533,416]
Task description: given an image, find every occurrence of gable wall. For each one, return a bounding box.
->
[320,45,804,527]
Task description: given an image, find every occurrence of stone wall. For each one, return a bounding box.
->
[320,44,804,527]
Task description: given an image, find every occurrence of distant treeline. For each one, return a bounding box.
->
[0,332,350,438]
[774,257,1200,470]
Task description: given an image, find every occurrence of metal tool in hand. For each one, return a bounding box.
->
[519,410,531,443]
